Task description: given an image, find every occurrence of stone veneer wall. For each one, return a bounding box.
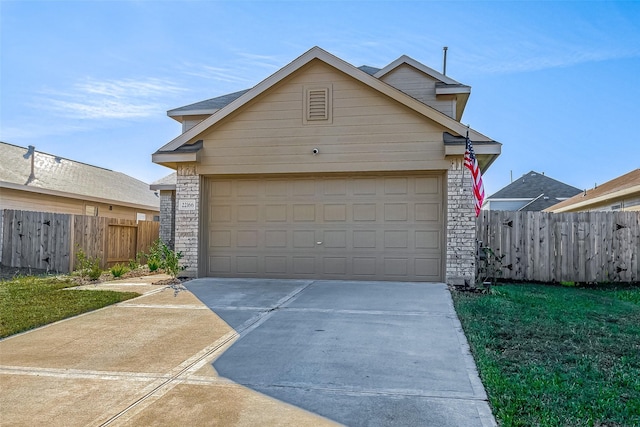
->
[175,163,200,277]
[0,210,4,263]
[446,159,477,286]
[159,190,176,249]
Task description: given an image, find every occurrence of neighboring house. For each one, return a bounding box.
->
[0,141,160,220]
[483,171,581,211]
[152,46,502,283]
[546,169,640,213]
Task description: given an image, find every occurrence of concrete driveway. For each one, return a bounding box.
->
[0,276,495,426]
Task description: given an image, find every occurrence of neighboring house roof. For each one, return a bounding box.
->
[486,171,582,211]
[0,142,160,210]
[150,172,177,191]
[154,46,500,169]
[546,169,640,213]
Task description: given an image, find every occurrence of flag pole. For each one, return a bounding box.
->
[461,125,470,193]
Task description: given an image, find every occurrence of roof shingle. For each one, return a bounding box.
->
[0,142,159,209]
[487,171,581,200]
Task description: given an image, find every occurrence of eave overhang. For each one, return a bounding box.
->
[443,132,502,172]
[434,84,471,121]
[167,109,219,123]
[547,185,640,213]
[0,181,160,211]
[149,183,176,191]
[152,140,203,169]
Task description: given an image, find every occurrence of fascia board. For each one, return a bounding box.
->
[157,47,493,153]
[435,86,471,95]
[444,142,502,156]
[0,181,159,211]
[518,194,545,211]
[551,186,640,213]
[149,183,176,191]
[374,55,461,85]
[487,197,536,202]
[151,151,199,164]
[167,108,218,117]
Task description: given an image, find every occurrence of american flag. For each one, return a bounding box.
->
[464,133,485,216]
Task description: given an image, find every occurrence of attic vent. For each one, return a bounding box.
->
[304,85,332,124]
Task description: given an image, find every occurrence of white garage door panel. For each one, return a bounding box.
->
[205,174,444,281]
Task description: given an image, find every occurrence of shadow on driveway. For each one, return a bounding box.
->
[186,278,496,427]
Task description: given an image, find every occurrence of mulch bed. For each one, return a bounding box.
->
[0,264,189,287]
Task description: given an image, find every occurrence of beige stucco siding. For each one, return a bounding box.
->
[379,64,456,119]
[196,60,450,175]
[0,187,158,220]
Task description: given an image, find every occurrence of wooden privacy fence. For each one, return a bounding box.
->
[1,209,160,273]
[477,211,640,283]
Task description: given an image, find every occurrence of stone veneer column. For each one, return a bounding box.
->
[175,163,199,277]
[446,158,477,286]
[159,190,176,249]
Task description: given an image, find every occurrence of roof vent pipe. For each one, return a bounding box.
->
[442,46,448,75]
[23,145,36,184]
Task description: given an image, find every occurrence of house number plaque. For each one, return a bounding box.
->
[178,199,197,211]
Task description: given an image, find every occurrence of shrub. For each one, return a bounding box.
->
[162,244,184,278]
[110,264,129,278]
[75,247,103,281]
[145,239,184,278]
[147,258,161,272]
[147,239,164,271]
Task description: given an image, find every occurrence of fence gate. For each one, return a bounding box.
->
[106,222,138,266]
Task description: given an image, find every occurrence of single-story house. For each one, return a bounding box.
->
[483,171,581,211]
[545,168,640,212]
[0,141,160,220]
[152,46,501,284]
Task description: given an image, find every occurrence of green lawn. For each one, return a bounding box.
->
[452,283,640,427]
[0,275,139,338]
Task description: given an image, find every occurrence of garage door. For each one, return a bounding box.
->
[204,174,444,281]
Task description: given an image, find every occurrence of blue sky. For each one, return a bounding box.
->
[1,0,639,196]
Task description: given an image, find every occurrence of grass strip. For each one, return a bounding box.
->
[452,284,640,427]
[0,275,139,338]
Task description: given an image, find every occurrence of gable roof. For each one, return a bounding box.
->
[373,54,463,85]
[546,169,640,212]
[155,46,496,156]
[488,171,581,200]
[168,63,383,120]
[0,142,159,210]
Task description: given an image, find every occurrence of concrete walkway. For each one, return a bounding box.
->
[0,276,495,426]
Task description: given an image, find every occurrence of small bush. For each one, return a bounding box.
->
[145,239,184,278]
[147,258,161,272]
[110,264,129,278]
[75,247,103,281]
[162,244,184,278]
[87,263,103,280]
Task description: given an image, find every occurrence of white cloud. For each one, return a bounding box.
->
[463,45,640,75]
[37,77,185,120]
[181,64,254,84]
